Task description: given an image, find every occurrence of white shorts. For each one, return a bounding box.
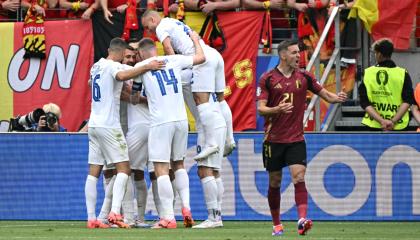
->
[197,125,227,170]
[191,46,226,93]
[88,127,129,166]
[126,123,149,171]
[180,68,193,85]
[148,120,188,163]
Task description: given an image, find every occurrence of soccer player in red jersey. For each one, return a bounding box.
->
[256,40,347,236]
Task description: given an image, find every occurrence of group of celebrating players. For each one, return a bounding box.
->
[84,10,235,230]
[84,8,348,236]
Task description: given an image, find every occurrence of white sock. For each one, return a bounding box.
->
[85,175,98,221]
[201,176,218,221]
[98,175,116,220]
[111,172,129,214]
[103,176,112,192]
[122,177,135,223]
[151,179,163,217]
[171,179,177,208]
[174,169,190,210]
[219,100,234,144]
[198,102,219,147]
[134,180,148,222]
[215,177,224,219]
[157,175,175,220]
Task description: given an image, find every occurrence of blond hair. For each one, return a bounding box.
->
[42,103,62,118]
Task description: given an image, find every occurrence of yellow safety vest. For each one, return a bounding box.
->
[362,66,409,130]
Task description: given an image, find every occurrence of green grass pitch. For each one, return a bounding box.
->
[0,221,419,240]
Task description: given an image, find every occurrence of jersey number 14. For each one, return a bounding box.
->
[152,69,179,96]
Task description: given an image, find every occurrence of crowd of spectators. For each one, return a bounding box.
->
[0,0,354,23]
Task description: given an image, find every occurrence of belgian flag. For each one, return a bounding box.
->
[349,0,417,50]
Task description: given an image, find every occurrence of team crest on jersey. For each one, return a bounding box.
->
[296,79,302,89]
[256,87,262,96]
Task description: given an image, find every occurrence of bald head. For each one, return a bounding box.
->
[141,10,161,34]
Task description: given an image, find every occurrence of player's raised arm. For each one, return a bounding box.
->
[116,60,166,81]
[162,38,176,55]
[189,31,205,65]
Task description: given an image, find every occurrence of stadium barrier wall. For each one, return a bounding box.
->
[0,133,419,221]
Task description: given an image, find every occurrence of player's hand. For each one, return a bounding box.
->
[336,87,347,103]
[116,4,128,13]
[146,60,166,70]
[104,9,114,24]
[276,98,293,114]
[189,31,200,42]
[200,1,216,15]
[294,3,308,12]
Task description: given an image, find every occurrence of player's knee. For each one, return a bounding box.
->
[292,172,305,184]
[115,162,131,175]
[216,92,224,102]
[133,170,144,181]
[171,160,184,171]
[89,164,103,178]
[269,172,282,187]
[193,92,210,105]
[149,172,157,180]
[103,169,115,179]
[197,166,213,179]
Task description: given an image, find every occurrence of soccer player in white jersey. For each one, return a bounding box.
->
[141,10,236,160]
[96,46,138,227]
[192,93,226,228]
[132,32,205,229]
[85,37,165,229]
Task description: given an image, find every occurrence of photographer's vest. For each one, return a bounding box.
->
[362,66,409,130]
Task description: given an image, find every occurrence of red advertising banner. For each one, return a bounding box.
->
[218,11,264,131]
[0,20,93,131]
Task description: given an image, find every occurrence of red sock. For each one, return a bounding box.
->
[294,182,308,219]
[268,186,281,226]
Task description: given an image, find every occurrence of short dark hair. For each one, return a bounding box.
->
[138,38,155,50]
[277,40,298,54]
[126,45,135,51]
[109,37,128,51]
[372,38,393,58]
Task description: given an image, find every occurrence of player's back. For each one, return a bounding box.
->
[134,55,193,126]
[89,58,124,128]
[156,18,198,56]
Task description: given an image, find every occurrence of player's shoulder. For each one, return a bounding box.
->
[296,68,314,81]
[158,17,175,28]
[260,68,277,81]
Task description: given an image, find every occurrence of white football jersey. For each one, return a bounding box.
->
[133,55,193,126]
[89,58,124,128]
[156,18,206,56]
[127,81,150,129]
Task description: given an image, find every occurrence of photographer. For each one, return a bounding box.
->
[35,103,67,132]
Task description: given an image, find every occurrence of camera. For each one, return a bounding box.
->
[8,108,45,132]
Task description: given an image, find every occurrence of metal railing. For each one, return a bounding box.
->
[302,6,341,131]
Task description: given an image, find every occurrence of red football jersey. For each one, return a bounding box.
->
[257,68,323,143]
